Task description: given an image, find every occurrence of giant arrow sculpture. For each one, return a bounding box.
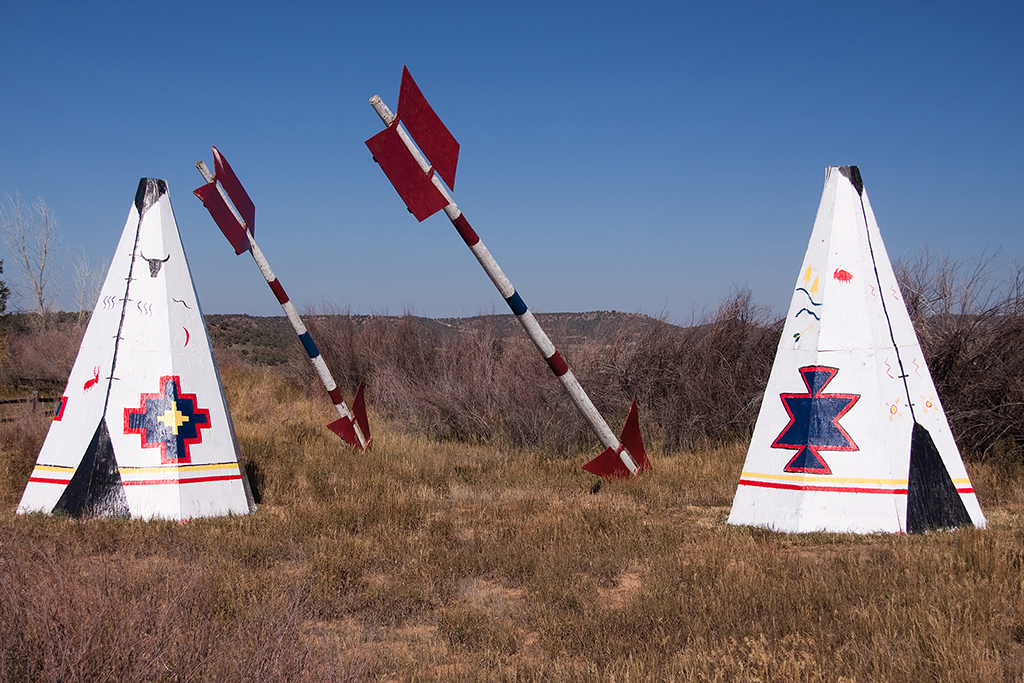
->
[194,147,370,450]
[366,67,648,479]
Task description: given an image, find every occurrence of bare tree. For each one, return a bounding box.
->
[1,191,64,323]
[71,248,107,325]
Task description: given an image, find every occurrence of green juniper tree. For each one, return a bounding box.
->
[0,259,9,314]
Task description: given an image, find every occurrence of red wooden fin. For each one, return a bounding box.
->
[583,447,633,480]
[366,124,450,221]
[211,147,256,235]
[327,416,358,446]
[619,399,650,473]
[193,182,250,255]
[353,379,372,451]
[397,66,460,190]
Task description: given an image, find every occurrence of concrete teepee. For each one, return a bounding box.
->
[18,179,254,520]
[728,166,984,534]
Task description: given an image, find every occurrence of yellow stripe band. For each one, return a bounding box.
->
[33,465,76,473]
[119,462,241,474]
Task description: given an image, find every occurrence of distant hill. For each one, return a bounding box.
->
[204,311,671,365]
[434,311,665,344]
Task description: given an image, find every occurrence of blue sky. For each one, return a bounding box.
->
[1,1,1021,322]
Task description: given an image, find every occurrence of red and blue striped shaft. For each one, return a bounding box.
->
[195,160,369,450]
[368,96,638,475]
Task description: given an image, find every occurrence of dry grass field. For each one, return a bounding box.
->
[4,258,1024,681]
[2,359,1024,682]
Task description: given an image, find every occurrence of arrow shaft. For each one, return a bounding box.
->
[197,163,368,449]
[370,97,634,472]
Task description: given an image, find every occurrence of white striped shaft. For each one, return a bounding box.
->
[370,96,635,471]
[199,163,367,449]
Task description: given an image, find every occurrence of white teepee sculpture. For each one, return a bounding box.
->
[18,179,254,520]
[728,166,984,534]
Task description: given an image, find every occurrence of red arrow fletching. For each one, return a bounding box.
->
[328,416,358,446]
[582,400,649,479]
[366,124,450,222]
[211,146,255,235]
[582,446,633,480]
[619,399,650,472]
[352,379,372,450]
[193,182,250,255]
[397,66,460,190]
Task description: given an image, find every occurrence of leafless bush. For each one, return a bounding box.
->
[1,192,64,323]
[307,311,590,452]
[896,249,1024,460]
[303,292,779,454]
[0,316,83,393]
[606,289,781,450]
[8,250,1024,463]
[299,259,1024,461]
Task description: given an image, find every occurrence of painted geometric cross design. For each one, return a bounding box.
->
[772,366,860,475]
[124,375,211,464]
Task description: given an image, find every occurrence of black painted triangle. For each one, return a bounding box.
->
[134,178,167,216]
[53,420,129,518]
[838,166,864,196]
[906,422,972,533]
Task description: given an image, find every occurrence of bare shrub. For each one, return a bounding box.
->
[299,294,779,455]
[307,311,591,453]
[896,249,1024,461]
[600,289,780,451]
[0,314,85,394]
[1,192,64,323]
[7,250,1024,463]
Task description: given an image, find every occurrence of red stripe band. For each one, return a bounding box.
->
[268,279,289,304]
[545,351,569,377]
[453,214,480,246]
[740,479,908,495]
[29,477,72,485]
[123,474,243,486]
[740,479,974,495]
[328,388,343,405]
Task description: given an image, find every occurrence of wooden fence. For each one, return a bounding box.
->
[0,394,59,423]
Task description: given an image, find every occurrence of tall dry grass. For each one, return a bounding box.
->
[1,363,1023,681]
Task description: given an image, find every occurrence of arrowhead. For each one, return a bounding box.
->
[582,400,649,480]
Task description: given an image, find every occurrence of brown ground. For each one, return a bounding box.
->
[1,364,1023,681]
